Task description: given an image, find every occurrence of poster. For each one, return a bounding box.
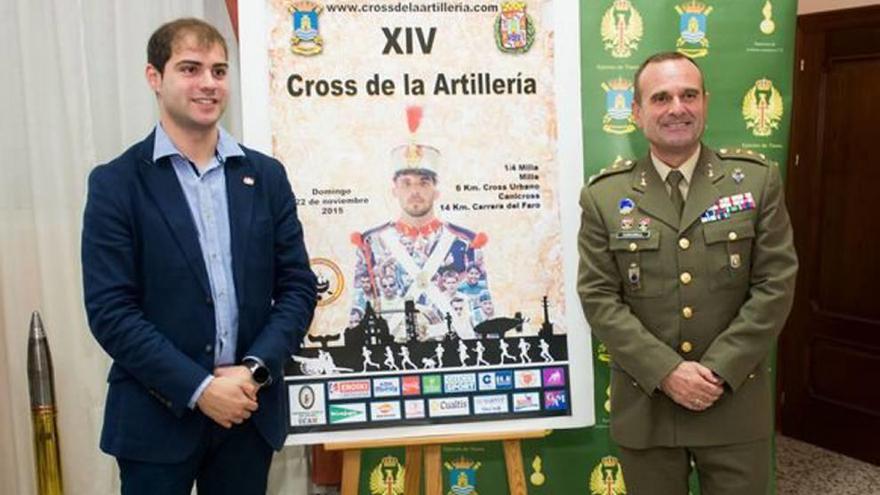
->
[240,0,589,445]
[354,1,798,493]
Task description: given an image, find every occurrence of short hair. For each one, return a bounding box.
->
[632,51,705,104]
[147,18,228,74]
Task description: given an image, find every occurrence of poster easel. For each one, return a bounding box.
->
[325,429,550,495]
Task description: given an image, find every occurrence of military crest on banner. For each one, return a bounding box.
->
[445,456,482,495]
[596,342,611,364]
[589,456,627,495]
[289,1,323,56]
[742,78,783,137]
[675,1,713,58]
[495,1,536,54]
[601,0,643,59]
[604,385,612,414]
[601,78,636,135]
[369,455,406,495]
[760,0,776,35]
[529,455,546,486]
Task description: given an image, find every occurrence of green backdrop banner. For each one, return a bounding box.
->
[361,1,795,493]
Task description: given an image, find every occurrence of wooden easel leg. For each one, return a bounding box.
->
[503,440,528,495]
[404,445,423,495]
[423,444,443,495]
[340,448,361,495]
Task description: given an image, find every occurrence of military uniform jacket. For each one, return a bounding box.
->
[350,219,492,339]
[577,145,797,448]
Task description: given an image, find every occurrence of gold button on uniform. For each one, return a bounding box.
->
[678,238,690,250]
[728,231,738,241]
[680,272,692,285]
[629,242,638,252]
[680,341,693,353]
[682,306,694,319]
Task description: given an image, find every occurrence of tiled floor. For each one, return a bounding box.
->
[776,435,880,494]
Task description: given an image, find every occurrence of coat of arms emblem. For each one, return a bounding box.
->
[602,78,636,135]
[495,1,535,54]
[369,455,405,495]
[742,78,784,137]
[445,456,481,495]
[289,0,323,56]
[310,257,344,306]
[675,1,713,58]
[589,456,627,495]
[601,0,643,59]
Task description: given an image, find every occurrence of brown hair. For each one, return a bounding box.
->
[633,52,704,103]
[147,18,228,74]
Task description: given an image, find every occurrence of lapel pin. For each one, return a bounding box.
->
[243,176,255,186]
[640,171,647,188]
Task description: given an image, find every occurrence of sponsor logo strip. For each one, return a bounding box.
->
[404,399,426,419]
[473,394,509,415]
[428,396,471,418]
[422,374,442,395]
[329,403,367,424]
[289,384,327,426]
[370,401,402,421]
[512,392,541,412]
[373,377,401,397]
[444,373,477,393]
[402,375,421,396]
[328,379,371,400]
[515,369,541,389]
[542,367,567,387]
[544,390,568,411]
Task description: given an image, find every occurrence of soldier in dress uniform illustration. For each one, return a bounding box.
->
[350,106,495,341]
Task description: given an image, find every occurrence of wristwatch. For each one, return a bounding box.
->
[243,358,272,387]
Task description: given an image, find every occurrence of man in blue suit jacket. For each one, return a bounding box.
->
[82,18,316,494]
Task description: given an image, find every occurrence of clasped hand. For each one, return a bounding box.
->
[196,366,259,428]
[660,361,724,412]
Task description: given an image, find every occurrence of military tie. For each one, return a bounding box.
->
[666,170,686,219]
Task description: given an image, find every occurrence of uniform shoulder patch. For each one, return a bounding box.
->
[716,148,776,167]
[588,157,636,185]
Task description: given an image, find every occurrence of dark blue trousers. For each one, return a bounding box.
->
[117,420,273,495]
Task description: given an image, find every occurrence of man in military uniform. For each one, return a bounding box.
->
[351,139,494,341]
[577,52,797,494]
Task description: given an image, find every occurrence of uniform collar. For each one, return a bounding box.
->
[650,144,701,186]
[395,219,442,238]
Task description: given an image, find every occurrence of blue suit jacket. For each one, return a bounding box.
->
[82,131,316,463]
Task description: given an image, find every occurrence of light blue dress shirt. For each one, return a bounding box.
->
[152,124,246,408]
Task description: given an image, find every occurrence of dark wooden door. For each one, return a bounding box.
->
[780,5,880,465]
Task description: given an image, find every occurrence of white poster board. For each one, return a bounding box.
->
[239,0,590,445]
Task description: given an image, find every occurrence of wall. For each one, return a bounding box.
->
[799,0,880,14]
